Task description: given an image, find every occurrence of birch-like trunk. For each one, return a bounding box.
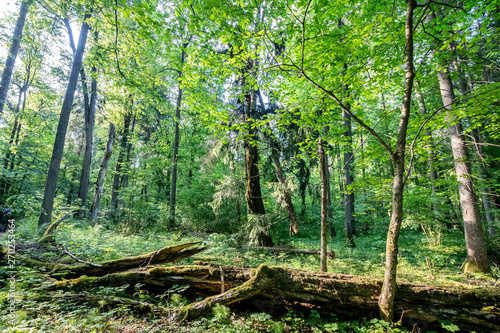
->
[89,123,115,220]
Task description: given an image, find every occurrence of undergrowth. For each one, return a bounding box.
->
[0,216,498,332]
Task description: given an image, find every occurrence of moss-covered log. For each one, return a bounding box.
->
[21,242,207,278]
[44,262,500,332]
[46,264,251,298]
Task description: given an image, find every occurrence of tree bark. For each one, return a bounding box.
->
[168,49,186,229]
[433,54,490,274]
[110,107,132,214]
[89,123,115,220]
[0,0,31,115]
[77,66,97,214]
[378,0,415,322]
[342,102,356,247]
[318,138,328,272]
[38,11,92,230]
[297,159,309,217]
[454,63,496,237]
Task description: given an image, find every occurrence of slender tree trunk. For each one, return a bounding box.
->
[343,102,356,247]
[0,88,23,200]
[414,81,440,218]
[89,123,115,220]
[110,108,132,214]
[325,151,335,237]
[269,136,299,236]
[121,114,135,192]
[38,12,92,229]
[0,0,31,115]
[298,159,308,217]
[77,66,97,214]
[378,0,415,322]
[168,48,186,229]
[319,138,328,272]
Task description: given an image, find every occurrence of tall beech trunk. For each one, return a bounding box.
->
[269,136,299,236]
[414,81,440,218]
[436,68,490,272]
[38,12,92,229]
[89,123,115,220]
[168,48,186,229]
[110,108,132,213]
[0,0,31,115]
[318,138,328,272]
[378,0,415,321]
[454,64,496,237]
[424,11,491,272]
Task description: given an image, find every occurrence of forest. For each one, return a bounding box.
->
[0,0,499,332]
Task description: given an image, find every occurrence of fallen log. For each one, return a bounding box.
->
[44,262,500,332]
[243,245,335,258]
[20,242,207,278]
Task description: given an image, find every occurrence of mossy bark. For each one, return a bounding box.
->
[21,242,207,278]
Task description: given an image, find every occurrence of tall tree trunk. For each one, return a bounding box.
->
[244,88,271,246]
[424,14,491,272]
[38,12,92,230]
[0,0,31,115]
[378,0,415,321]
[269,136,299,236]
[454,62,496,237]
[319,138,328,272]
[89,123,115,220]
[77,66,97,214]
[0,88,23,200]
[324,150,335,237]
[168,48,186,229]
[110,107,132,214]
[414,81,440,218]
[342,101,356,248]
[436,68,490,272]
[121,114,135,192]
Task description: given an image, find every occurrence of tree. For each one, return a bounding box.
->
[0,0,32,115]
[272,0,417,321]
[89,123,115,220]
[426,10,491,273]
[168,46,187,229]
[38,11,92,229]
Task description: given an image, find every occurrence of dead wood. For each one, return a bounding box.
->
[20,242,207,278]
[43,260,500,332]
[243,245,335,258]
[39,212,72,243]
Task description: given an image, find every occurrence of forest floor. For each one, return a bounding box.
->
[0,217,499,332]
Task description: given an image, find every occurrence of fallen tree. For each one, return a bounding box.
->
[242,245,335,258]
[8,243,500,332]
[16,242,207,278]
